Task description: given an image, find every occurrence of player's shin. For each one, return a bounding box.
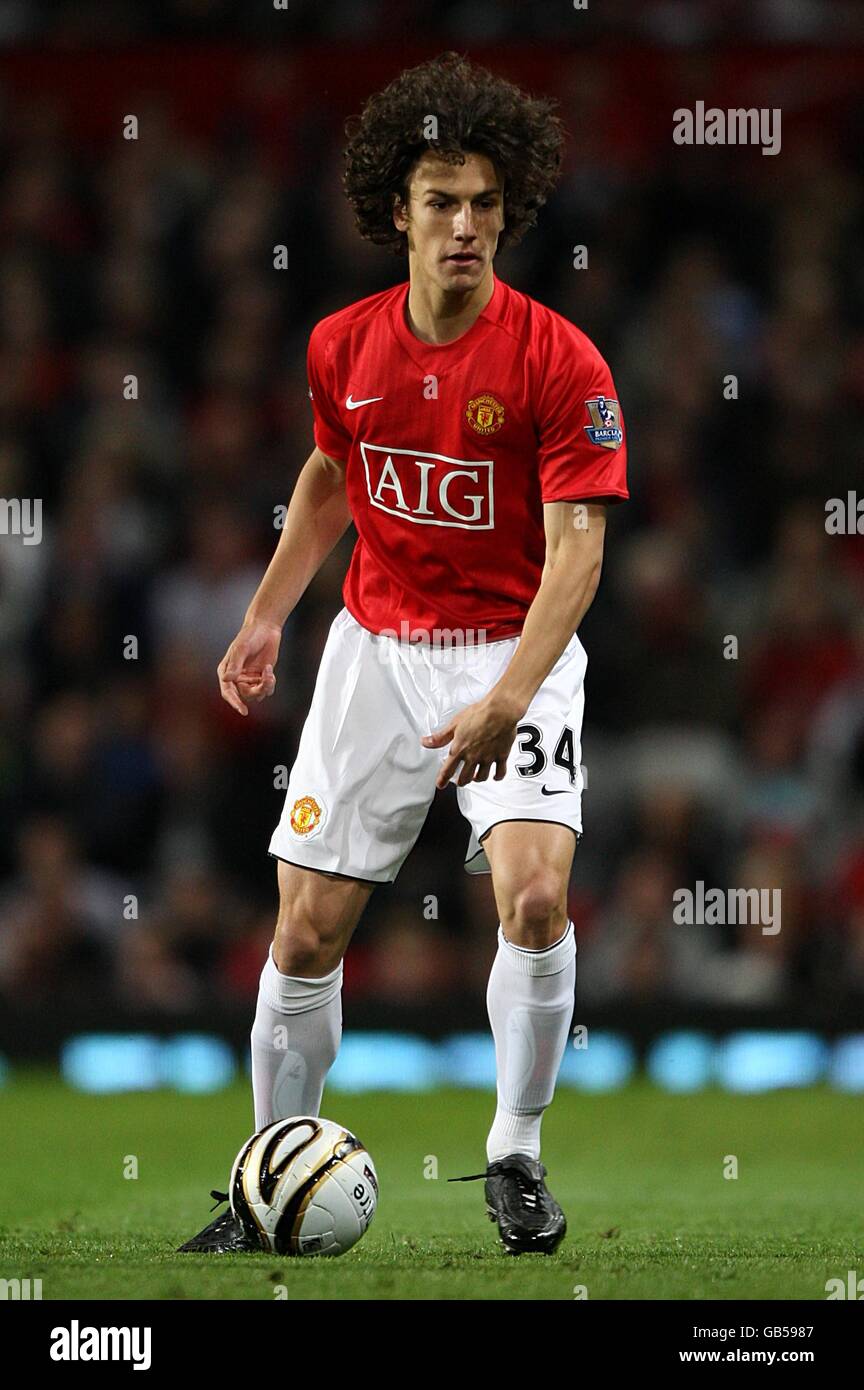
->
[485,922,576,1162]
[250,947,343,1127]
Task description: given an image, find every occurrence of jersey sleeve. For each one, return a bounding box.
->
[535,322,629,505]
[306,322,352,462]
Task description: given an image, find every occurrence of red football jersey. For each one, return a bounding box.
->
[306,272,628,642]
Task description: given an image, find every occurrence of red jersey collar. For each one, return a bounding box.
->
[391,271,505,368]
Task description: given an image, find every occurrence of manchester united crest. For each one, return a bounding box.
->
[466,393,505,435]
[289,794,324,837]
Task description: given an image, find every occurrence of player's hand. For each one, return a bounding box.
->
[217,619,282,716]
[422,693,521,789]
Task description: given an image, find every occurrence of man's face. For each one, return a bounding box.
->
[394,151,505,292]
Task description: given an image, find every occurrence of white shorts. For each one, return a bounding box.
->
[269,607,587,883]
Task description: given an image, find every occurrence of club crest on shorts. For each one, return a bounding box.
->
[289,794,325,837]
[466,393,505,435]
[583,395,623,449]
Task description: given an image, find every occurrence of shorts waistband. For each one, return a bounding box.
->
[340,608,520,660]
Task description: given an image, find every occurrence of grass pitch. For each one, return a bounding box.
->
[0,1071,861,1300]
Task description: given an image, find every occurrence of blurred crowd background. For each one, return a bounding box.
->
[1,7,863,1053]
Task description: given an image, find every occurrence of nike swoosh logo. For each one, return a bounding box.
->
[540,786,573,796]
[345,394,384,410]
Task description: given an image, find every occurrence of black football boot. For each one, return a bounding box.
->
[176,1190,263,1253]
[449,1153,566,1254]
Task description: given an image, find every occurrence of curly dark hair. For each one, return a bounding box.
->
[342,52,565,256]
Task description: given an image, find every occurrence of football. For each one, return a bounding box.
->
[229,1116,378,1256]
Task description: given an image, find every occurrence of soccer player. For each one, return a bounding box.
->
[180,51,627,1255]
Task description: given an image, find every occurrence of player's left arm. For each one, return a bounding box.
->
[495,497,607,712]
[423,500,607,788]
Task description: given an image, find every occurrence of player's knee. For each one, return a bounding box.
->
[272,891,337,974]
[503,875,566,944]
[271,920,328,975]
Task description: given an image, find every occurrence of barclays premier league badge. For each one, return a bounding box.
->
[584,395,623,449]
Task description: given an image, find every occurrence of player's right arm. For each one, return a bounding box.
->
[217,445,350,716]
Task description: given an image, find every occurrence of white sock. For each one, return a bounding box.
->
[250,946,343,1129]
[485,921,576,1163]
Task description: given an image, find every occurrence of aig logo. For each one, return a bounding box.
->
[361,443,494,529]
